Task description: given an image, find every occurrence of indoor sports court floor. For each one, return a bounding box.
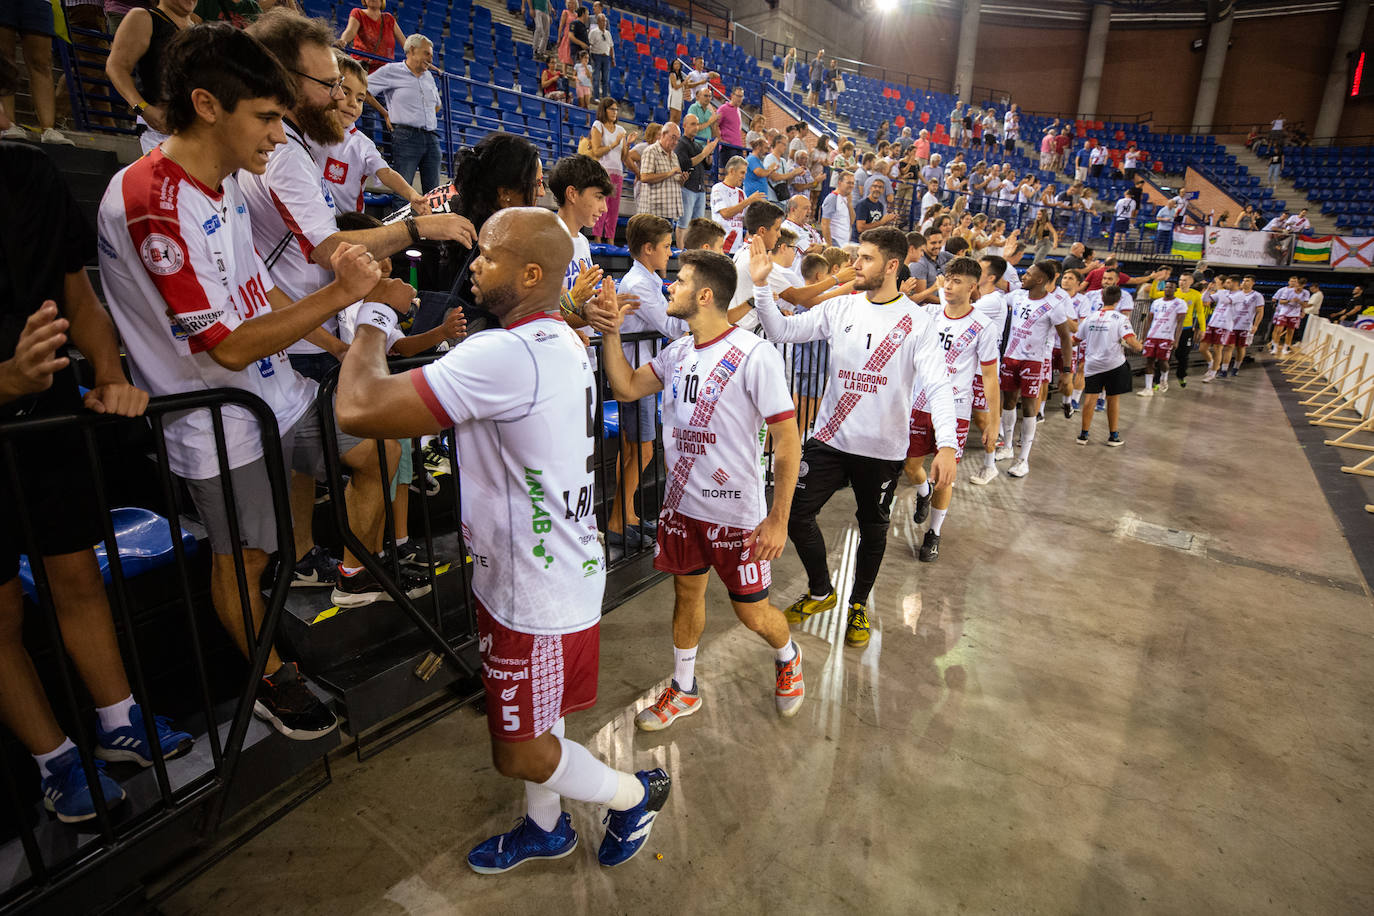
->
[164,367,1374,914]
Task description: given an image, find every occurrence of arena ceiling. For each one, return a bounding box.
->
[964,0,1346,26]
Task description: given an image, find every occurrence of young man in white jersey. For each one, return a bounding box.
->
[1036,271,1076,422]
[336,207,671,874]
[1137,277,1188,396]
[710,156,764,254]
[97,23,420,739]
[588,248,804,729]
[750,226,957,647]
[315,54,430,216]
[1061,267,1095,415]
[549,153,612,311]
[1074,286,1141,447]
[997,260,1073,478]
[965,254,1010,487]
[1202,276,1237,381]
[1270,275,1307,356]
[1219,275,1264,379]
[906,257,1001,562]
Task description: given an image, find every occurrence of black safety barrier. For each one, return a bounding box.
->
[0,389,300,914]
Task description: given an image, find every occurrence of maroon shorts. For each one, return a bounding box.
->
[972,372,988,412]
[1273,315,1301,330]
[1223,328,1250,348]
[1203,327,1225,345]
[907,409,970,461]
[478,603,599,741]
[1142,338,1173,360]
[1000,357,1046,399]
[1072,343,1087,374]
[654,510,771,602]
[1050,347,1066,372]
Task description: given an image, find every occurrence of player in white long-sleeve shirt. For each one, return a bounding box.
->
[749,227,957,648]
[906,256,1001,562]
[997,260,1073,479]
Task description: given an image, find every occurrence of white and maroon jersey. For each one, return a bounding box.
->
[710,181,746,253]
[98,149,316,480]
[1145,296,1189,340]
[562,229,594,293]
[753,285,956,460]
[1004,289,1071,362]
[1230,290,1265,331]
[972,289,1008,332]
[650,326,794,529]
[1274,286,1308,318]
[414,314,605,635]
[313,126,388,215]
[1070,292,1096,322]
[1073,309,1134,375]
[238,120,339,353]
[914,304,1000,420]
[1205,288,1235,330]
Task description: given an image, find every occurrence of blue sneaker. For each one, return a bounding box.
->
[96,703,194,768]
[597,768,671,867]
[41,747,126,824]
[467,813,578,874]
[1095,397,1106,412]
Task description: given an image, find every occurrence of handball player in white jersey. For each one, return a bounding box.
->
[587,248,806,730]
[1203,276,1237,381]
[965,254,1010,487]
[337,208,670,874]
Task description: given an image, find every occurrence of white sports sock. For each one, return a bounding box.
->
[539,736,644,811]
[673,645,697,690]
[983,450,996,470]
[1072,388,1083,402]
[916,480,931,497]
[1016,416,1037,462]
[1061,392,1071,405]
[33,737,76,779]
[524,780,562,831]
[1160,368,1169,383]
[394,536,409,547]
[775,640,796,663]
[1001,408,1017,441]
[1144,372,1154,388]
[96,695,135,732]
[930,508,948,535]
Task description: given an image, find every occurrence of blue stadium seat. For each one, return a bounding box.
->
[18,507,198,602]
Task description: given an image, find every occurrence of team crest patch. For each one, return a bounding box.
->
[324,158,349,184]
[798,460,809,478]
[140,234,183,275]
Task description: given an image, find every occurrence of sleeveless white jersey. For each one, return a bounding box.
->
[650,326,795,528]
[753,285,956,459]
[915,304,1001,420]
[415,315,606,635]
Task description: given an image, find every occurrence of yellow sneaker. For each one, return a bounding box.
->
[844,601,870,647]
[784,590,837,624]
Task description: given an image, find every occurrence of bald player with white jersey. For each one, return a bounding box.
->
[750,226,957,648]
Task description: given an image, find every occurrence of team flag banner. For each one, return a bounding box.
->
[1205,228,1292,266]
[1333,236,1374,270]
[1294,235,1333,264]
[1171,225,1204,260]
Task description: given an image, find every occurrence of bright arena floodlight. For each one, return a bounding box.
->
[873,0,898,11]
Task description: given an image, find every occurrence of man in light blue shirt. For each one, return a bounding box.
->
[367,34,442,192]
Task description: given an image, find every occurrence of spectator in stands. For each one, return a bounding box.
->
[1039,128,1055,171]
[105,0,195,154]
[1089,141,1108,178]
[781,46,798,95]
[574,49,593,107]
[1029,210,1058,261]
[782,194,823,264]
[589,96,634,243]
[683,216,725,252]
[824,67,840,117]
[0,55,195,821]
[523,0,551,61]
[807,49,825,107]
[1061,240,1087,272]
[1123,143,1144,180]
[1284,207,1311,233]
[1245,124,1261,150]
[1072,139,1091,182]
[716,85,747,165]
[744,114,765,147]
[588,13,612,101]
[639,120,684,227]
[1266,144,1284,187]
[820,170,855,246]
[1110,189,1136,247]
[541,57,565,100]
[675,112,717,247]
[367,33,441,193]
[336,0,402,72]
[919,179,941,225]
[1002,103,1019,152]
[1236,204,1258,230]
[1333,284,1367,324]
[626,123,656,210]
[194,0,261,27]
[685,54,717,96]
[921,153,943,188]
[58,0,118,129]
[764,135,805,202]
[666,58,685,123]
[711,155,760,253]
[790,149,819,199]
[568,6,590,64]
[555,0,576,66]
[744,137,772,200]
[0,0,75,144]
[1155,197,1179,253]
[686,85,718,144]
[855,178,896,235]
[1269,112,1285,149]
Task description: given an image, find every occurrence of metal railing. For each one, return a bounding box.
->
[0,389,294,913]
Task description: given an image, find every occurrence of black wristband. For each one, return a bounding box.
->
[405,217,421,245]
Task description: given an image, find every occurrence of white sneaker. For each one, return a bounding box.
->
[968,464,998,486]
[1159,378,1169,393]
[1281,347,1290,357]
[1202,370,1216,383]
[1,125,30,141]
[40,128,75,146]
[1007,460,1030,478]
[1136,387,1153,397]
[993,445,1014,461]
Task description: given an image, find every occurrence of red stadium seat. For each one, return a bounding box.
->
[654,56,667,70]
[636,42,650,55]
[1113,129,1125,141]
[677,42,687,56]
[919,111,929,123]
[647,26,659,38]
[1153,160,1164,171]
[1076,125,1087,138]
[633,22,646,33]
[905,99,915,112]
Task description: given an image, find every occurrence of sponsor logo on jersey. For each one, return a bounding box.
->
[97,233,118,261]
[524,467,553,535]
[324,157,349,184]
[140,233,184,275]
[711,467,730,485]
[172,307,226,337]
[500,685,519,702]
[532,538,554,568]
[202,214,221,236]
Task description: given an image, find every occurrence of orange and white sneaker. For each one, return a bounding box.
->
[774,644,804,718]
[634,680,702,732]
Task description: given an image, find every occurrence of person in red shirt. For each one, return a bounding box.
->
[1083,256,1143,292]
[335,0,405,72]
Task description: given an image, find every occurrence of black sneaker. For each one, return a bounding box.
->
[395,540,441,571]
[1075,431,1090,445]
[1106,432,1124,448]
[254,663,338,740]
[913,488,932,525]
[918,529,940,563]
[291,545,338,588]
[331,566,433,608]
[1061,400,1073,419]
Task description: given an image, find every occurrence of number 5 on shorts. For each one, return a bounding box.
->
[502,705,520,732]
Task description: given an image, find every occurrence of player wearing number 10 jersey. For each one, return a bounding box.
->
[590,249,805,730]
[336,209,669,875]
[750,227,958,649]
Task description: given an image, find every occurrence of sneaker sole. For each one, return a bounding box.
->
[844,632,870,647]
[776,689,804,718]
[290,578,335,588]
[1075,438,1089,445]
[95,740,192,768]
[967,473,996,486]
[252,700,340,741]
[468,836,579,875]
[44,793,126,824]
[330,588,385,608]
[919,550,938,563]
[784,595,837,624]
[635,699,702,732]
[1106,440,1124,448]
